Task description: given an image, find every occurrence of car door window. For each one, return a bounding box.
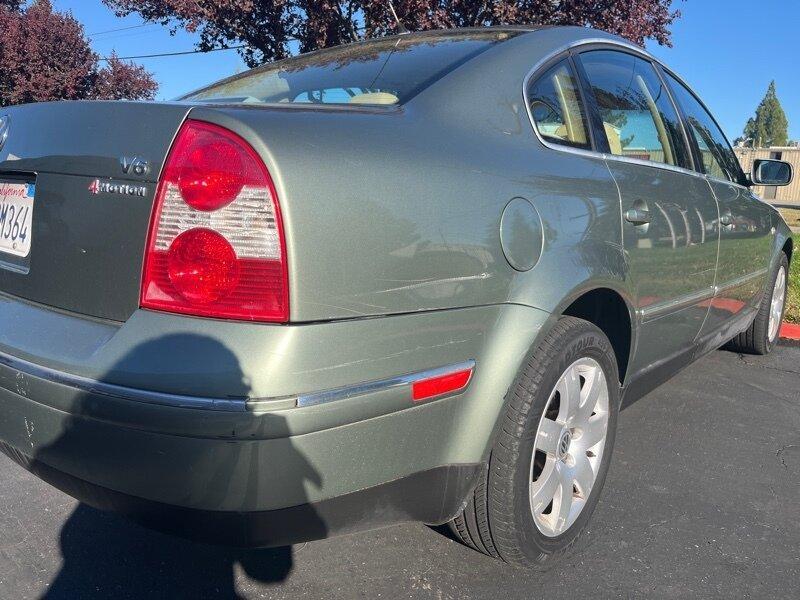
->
[578,50,691,169]
[527,59,592,150]
[663,72,744,184]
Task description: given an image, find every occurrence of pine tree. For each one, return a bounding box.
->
[743,81,789,148]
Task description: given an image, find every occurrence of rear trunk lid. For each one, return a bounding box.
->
[0,101,190,321]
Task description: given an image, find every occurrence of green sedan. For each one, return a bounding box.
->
[0,26,792,567]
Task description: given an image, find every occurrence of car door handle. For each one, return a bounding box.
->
[624,208,651,226]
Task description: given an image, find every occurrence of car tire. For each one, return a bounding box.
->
[448,316,620,567]
[726,252,789,356]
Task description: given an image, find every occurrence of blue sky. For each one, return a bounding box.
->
[57,0,799,141]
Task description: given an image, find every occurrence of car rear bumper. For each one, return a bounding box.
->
[0,344,483,546]
[0,440,481,548]
[0,293,552,545]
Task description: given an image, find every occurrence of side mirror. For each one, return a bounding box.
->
[751,159,793,186]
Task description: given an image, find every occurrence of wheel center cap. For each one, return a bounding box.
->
[557,430,572,460]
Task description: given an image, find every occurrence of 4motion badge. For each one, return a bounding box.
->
[88,179,148,197]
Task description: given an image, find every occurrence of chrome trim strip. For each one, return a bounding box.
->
[0,349,247,412]
[639,268,770,322]
[0,348,476,414]
[714,268,769,294]
[603,153,709,180]
[640,287,715,321]
[294,360,476,408]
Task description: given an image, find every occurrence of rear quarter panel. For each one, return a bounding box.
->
[192,28,627,323]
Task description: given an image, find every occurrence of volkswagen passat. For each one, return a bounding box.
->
[0,26,792,567]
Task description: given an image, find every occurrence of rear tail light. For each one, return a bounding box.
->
[141,120,288,322]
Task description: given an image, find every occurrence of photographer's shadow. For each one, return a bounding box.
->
[35,334,325,598]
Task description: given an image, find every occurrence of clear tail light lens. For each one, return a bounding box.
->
[141,120,288,322]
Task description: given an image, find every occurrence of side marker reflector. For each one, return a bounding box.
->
[412,368,473,402]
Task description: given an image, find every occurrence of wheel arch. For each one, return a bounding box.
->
[463,290,635,468]
[560,287,634,385]
[782,236,793,264]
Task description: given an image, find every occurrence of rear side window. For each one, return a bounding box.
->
[578,50,690,169]
[527,59,591,150]
[663,72,744,184]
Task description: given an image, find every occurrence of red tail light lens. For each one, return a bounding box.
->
[167,228,240,304]
[179,137,245,211]
[141,120,288,322]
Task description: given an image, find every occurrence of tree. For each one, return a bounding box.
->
[0,0,158,106]
[94,54,160,100]
[743,81,789,148]
[102,0,683,68]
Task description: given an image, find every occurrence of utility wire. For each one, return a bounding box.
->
[99,45,248,61]
[89,23,149,36]
[99,23,377,61]
[92,28,163,43]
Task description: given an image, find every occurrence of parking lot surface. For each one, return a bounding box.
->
[1,345,799,599]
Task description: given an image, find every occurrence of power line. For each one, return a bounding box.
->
[89,23,149,36]
[94,27,161,40]
[99,45,248,61]
[99,23,372,61]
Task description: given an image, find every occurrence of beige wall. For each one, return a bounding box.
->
[735,147,800,205]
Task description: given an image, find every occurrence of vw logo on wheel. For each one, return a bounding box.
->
[557,430,572,459]
[0,115,10,152]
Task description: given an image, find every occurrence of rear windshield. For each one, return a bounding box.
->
[181,30,519,106]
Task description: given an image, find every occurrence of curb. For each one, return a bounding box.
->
[780,322,800,341]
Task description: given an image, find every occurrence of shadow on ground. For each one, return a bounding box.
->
[45,505,293,599]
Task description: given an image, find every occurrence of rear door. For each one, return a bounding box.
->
[662,71,774,335]
[576,49,720,376]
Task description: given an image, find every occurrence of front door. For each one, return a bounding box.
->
[704,181,773,331]
[577,49,719,377]
[662,71,775,337]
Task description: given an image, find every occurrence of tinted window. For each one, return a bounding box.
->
[664,72,743,183]
[579,50,690,168]
[182,31,518,106]
[527,59,591,150]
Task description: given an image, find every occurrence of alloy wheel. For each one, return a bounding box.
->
[768,265,787,343]
[529,357,610,537]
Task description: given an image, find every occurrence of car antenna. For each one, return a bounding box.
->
[387,1,410,34]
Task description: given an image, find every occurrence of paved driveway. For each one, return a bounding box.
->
[1,346,799,599]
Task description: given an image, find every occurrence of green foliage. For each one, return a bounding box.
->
[743,81,789,148]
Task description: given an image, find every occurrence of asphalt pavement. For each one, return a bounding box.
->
[1,345,799,599]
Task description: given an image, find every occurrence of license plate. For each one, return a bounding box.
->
[0,182,35,258]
